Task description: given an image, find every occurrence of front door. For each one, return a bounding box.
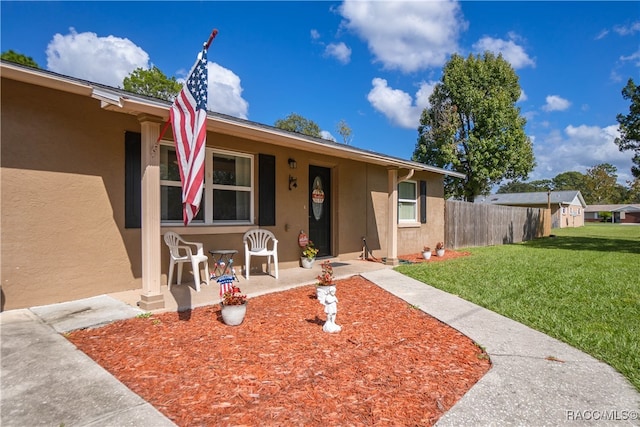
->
[309,165,331,257]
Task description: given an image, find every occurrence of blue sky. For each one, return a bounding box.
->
[2,1,639,187]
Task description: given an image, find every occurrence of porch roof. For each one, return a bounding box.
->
[1,60,465,179]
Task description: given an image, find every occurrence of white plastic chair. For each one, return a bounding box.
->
[243,229,279,280]
[164,232,210,292]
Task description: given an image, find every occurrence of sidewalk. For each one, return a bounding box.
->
[362,269,640,426]
[2,264,639,426]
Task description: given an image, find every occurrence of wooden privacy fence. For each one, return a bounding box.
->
[445,200,551,250]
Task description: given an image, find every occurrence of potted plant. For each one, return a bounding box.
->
[315,260,335,302]
[422,246,432,260]
[436,242,445,257]
[301,240,319,268]
[219,282,247,326]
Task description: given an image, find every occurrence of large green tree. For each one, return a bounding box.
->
[497,180,539,193]
[615,78,640,178]
[582,163,624,204]
[274,113,321,138]
[627,177,640,203]
[413,52,534,201]
[122,66,182,102]
[1,50,39,68]
[497,179,553,193]
[552,171,587,191]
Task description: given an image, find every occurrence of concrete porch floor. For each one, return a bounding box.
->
[108,258,391,313]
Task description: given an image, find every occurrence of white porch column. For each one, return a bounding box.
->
[138,115,165,310]
[386,168,399,266]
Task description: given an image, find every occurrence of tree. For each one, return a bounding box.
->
[413,52,534,201]
[122,66,182,102]
[626,177,640,203]
[1,50,39,68]
[552,171,586,191]
[615,78,640,178]
[336,119,353,144]
[274,113,321,138]
[583,163,622,204]
[497,180,540,193]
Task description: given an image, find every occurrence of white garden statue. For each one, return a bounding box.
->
[322,287,341,333]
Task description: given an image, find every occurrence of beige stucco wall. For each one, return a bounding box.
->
[1,79,142,310]
[1,77,446,310]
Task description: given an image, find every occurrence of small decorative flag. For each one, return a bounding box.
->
[217,275,235,298]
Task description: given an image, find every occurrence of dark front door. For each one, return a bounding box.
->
[309,165,331,257]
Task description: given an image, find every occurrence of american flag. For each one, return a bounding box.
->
[217,275,235,298]
[170,46,208,226]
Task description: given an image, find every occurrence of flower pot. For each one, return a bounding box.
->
[301,257,315,269]
[436,249,445,257]
[422,251,432,260]
[220,302,247,326]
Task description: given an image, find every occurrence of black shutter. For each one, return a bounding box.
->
[258,154,276,226]
[125,131,141,228]
[420,180,427,224]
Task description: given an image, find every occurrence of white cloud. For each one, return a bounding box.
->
[310,29,321,40]
[594,29,609,40]
[320,130,337,141]
[472,35,535,69]
[205,62,249,119]
[44,28,249,119]
[46,28,149,87]
[613,21,640,36]
[531,124,634,184]
[542,95,571,112]
[339,0,466,72]
[518,90,528,103]
[620,48,640,66]
[367,78,435,129]
[325,42,352,64]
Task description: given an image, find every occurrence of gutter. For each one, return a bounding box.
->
[2,60,465,179]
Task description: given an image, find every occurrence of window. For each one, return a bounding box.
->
[209,149,253,223]
[398,181,418,223]
[160,144,254,225]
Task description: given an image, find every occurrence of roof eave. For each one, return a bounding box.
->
[120,96,465,177]
[2,61,465,178]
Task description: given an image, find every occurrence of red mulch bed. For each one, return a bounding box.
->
[398,250,472,264]
[67,274,489,426]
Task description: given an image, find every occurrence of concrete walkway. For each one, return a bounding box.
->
[362,269,640,426]
[1,266,639,426]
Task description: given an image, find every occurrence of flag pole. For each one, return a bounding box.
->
[154,29,219,149]
[205,29,219,50]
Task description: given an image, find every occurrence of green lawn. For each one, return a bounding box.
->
[395,224,640,391]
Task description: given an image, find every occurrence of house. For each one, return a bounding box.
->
[584,204,640,223]
[478,190,586,229]
[0,61,464,311]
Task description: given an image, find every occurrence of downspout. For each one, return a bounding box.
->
[398,169,415,183]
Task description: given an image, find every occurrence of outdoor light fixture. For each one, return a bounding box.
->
[289,175,298,190]
[288,158,297,169]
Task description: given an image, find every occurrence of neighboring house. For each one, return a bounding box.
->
[584,204,640,224]
[477,190,586,229]
[0,61,464,311]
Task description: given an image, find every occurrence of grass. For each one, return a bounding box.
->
[395,223,640,392]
